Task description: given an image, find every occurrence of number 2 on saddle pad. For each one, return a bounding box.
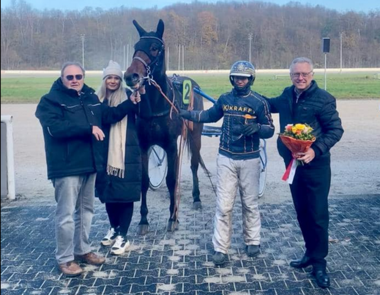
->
[182,79,192,105]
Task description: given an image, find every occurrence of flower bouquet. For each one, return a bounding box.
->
[280,123,316,184]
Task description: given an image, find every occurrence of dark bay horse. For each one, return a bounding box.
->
[124,19,205,234]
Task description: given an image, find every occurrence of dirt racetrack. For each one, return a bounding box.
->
[1,99,379,204]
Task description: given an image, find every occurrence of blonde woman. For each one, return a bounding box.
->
[95,60,150,255]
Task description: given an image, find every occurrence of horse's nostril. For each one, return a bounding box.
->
[125,73,140,87]
[132,73,140,84]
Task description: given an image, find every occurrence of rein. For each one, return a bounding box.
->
[151,79,179,115]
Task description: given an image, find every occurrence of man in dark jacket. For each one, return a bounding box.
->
[267,57,344,288]
[180,61,274,266]
[35,62,130,277]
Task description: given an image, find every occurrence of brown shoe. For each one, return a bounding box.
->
[75,252,106,265]
[59,261,83,277]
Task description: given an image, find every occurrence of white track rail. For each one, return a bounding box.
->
[1,115,15,200]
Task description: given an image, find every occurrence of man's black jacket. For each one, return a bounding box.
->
[267,81,344,166]
[36,78,133,179]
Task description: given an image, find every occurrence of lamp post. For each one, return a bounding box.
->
[182,45,185,71]
[126,44,130,68]
[167,46,170,71]
[80,34,85,68]
[248,33,252,63]
[123,45,126,70]
[322,37,330,90]
[178,44,181,71]
[340,32,343,73]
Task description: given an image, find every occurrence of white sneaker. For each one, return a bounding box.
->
[111,235,130,255]
[101,228,117,246]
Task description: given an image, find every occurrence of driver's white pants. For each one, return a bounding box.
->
[212,154,261,254]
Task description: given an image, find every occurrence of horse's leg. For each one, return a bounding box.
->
[138,149,150,235]
[190,132,202,210]
[165,144,178,232]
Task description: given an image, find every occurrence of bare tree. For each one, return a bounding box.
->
[1,1,379,70]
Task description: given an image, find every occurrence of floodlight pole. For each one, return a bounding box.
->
[80,34,85,68]
[322,37,330,91]
[123,45,126,69]
[248,33,252,63]
[126,44,130,67]
[178,44,181,71]
[340,32,343,73]
[182,45,185,71]
[324,53,327,90]
[167,46,170,71]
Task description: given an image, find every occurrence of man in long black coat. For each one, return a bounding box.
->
[267,57,344,289]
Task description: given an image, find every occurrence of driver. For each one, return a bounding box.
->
[180,61,274,265]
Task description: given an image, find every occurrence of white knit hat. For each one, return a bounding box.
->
[103,60,123,80]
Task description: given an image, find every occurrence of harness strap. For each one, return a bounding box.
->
[141,36,165,45]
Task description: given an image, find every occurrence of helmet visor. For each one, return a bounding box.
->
[230,73,251,77]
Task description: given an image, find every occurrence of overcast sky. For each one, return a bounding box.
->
[1,0,379,13]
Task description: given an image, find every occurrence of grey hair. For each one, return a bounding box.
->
[61,62,85,77]
[289,57,314,72]
[96,76,127,104]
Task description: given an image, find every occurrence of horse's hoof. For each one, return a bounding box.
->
[167,220,178,232]
[138,224,149,235]
[193,201,202,210]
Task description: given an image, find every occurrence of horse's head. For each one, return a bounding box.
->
[124,19,166,93]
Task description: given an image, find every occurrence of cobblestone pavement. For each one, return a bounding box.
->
[1,192,380,295]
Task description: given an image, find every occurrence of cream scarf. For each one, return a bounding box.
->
[106,92,128,178]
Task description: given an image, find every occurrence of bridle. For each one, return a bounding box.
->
[132,36,165,86]
[131,36,179,115]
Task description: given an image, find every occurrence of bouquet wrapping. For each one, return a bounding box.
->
[279,124,316,184]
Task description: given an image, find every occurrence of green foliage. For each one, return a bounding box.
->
[1,73,379,103]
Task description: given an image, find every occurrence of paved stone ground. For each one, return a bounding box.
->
[1,189,380,295]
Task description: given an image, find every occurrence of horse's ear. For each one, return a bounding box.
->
[133,20,146,37]
[156,19,164,39]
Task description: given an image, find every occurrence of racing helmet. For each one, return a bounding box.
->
[229,60,256,86]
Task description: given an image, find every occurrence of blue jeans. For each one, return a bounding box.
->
[52,173,96,264]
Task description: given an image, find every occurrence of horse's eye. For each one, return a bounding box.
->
[151,47,158,52]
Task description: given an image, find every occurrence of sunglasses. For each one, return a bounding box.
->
[65,74,83,81]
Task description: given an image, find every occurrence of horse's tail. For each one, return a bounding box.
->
[198,152,211,177]
[184,128,210,176]
[185,132,218,196]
